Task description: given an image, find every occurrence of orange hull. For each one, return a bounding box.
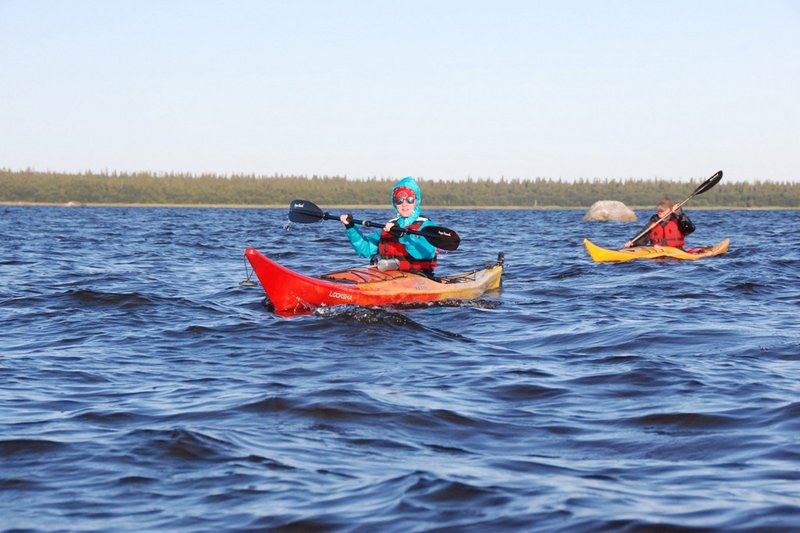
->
[245,248,503,315]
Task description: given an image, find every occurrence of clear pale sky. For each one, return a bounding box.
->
[1,0,798,182]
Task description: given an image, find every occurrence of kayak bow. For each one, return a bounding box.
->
[584,238,730,262]
[245,248,503,314]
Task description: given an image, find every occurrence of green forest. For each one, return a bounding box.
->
[2,168,798,208]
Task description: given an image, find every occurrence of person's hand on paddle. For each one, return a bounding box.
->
[339,214,354,228]
[623,240,634,248]
[383,221,400,234]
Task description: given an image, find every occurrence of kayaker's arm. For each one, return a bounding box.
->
[676,212,695,236]
[344,226,380,259]
[627,218,656,247]
[339,213,378,258]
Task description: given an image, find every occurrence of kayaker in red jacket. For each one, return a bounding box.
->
[339,176,438,275]
[624,198,696,248]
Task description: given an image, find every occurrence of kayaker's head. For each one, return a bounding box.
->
[656,198,673,216]
[391,176,422,226]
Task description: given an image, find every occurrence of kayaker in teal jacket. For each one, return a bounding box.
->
[339,176,439,275]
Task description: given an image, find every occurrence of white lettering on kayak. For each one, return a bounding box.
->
[328,291,353,301]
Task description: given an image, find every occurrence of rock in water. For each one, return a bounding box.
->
[584,201,637,221]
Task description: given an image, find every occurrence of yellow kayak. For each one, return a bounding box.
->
[584,238,730,262]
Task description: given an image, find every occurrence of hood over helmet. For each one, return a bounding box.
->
[391,176,422,227]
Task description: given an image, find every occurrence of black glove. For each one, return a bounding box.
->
[343,214,354,229]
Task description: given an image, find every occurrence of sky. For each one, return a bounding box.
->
[1,0,798,183]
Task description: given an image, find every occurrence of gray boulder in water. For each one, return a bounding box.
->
[584,200,637,221]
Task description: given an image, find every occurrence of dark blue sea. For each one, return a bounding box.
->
[2,205,799,532]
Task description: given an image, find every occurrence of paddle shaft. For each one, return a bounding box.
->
[328,212,460,251]
[325,212,423,237]
[288,199,460,251]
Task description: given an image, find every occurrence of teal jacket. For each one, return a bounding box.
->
[344,176,438,260]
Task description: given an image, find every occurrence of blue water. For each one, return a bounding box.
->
[2,205,799,532]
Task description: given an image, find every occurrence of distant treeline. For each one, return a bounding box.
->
[1,168,798,208]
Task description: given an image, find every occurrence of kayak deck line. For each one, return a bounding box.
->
[583,238,730,262]
[320,267,403,285]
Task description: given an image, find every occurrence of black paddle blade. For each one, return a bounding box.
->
[288,199,325,223]
[692,170,723,197]
[417,225,461,251]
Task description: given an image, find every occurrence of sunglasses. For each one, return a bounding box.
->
[394,196,416,205]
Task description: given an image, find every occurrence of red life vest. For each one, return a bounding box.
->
[378,218,438,271]
[648,217,686,247]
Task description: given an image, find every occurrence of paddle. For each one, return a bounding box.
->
[288,199,461,251]
[626,170,723,246]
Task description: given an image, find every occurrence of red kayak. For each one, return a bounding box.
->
[244,248,503,315]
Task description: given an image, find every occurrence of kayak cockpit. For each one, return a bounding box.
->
[320,252,504,286]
